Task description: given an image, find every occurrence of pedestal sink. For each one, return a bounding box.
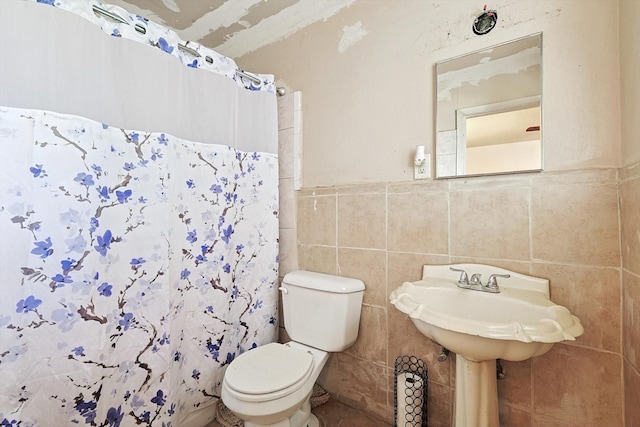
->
[389,264,583,427]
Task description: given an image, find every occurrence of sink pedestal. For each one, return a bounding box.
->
[454,355,499,427]
[389,264,585,426]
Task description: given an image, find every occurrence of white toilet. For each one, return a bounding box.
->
[221,270,365,427]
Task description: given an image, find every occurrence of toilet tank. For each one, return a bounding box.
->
[281,270,365,352]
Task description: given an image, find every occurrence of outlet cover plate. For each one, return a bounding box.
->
[414,154,431,180]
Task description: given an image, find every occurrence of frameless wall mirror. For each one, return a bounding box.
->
[435,33,542,178]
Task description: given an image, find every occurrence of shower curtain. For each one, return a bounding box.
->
[0,1,279,426]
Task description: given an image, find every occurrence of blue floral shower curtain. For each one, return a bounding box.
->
[0,106,279,426]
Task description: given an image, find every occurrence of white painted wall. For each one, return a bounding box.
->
[467,139,541,175]
[620,0,640,167]
[239,0,622,187]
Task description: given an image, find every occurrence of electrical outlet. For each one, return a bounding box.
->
[414,154,431,180]
[414,164,429,180]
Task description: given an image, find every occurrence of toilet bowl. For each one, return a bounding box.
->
[221,341,329,427]
[220,270,365,427]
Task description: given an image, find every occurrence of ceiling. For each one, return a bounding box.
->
[107,0,356,59]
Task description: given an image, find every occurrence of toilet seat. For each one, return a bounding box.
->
[224,343,314,399]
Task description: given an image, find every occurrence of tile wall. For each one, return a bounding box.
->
[277,91,302,281]
[621,162,640,427]
[276,95,637,427]
[294,171,625,427]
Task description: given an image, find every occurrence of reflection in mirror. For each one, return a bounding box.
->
[435,34,542,178]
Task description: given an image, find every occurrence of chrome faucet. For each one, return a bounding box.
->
[449,267,469,286]
[485,273,511,292]
[449,267,510,293]
[470,273,483,286]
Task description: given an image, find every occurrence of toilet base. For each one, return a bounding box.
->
[245,414,319,427]
[306,413,320,427]
[244,400,318,427]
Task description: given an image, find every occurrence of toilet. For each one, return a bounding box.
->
[221,270,365,427]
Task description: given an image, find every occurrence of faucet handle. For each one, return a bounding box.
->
[470,273,483,286]
[486,273,510,290]
[449,267,469,285]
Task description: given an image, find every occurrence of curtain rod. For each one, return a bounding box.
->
[175,44,261,86]
[92,5,286,96]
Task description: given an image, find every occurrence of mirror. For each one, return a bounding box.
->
[435,33,542,178]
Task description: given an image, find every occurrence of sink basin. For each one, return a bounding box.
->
[390,275,583,361]
[390,264,583,427]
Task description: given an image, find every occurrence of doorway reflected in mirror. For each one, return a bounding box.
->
[435,33,542,178]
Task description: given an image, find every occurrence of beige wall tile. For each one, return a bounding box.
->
[532,344,622,426]
[294,167,626,423]
[297,187,337,197]
[345,305,387,365]
[621,166,640,427]
[297,245,336,275]
[620,175,640,274]
[338,193,386,249]
[276,92,295,130]
[531,168,617,188]
[426,381,453,427]
[387,252,450,299]
[448,174,531,191]
[387,305,452,386]
[623,270,640,369]
[532,183,620,266]
[338,248,386,306]
[316,353,340,396]
[296,194,336,246]
[449,355,456,394]
[336,353,388,421]
[624,359,640,427]
[450,257,531,276]
[531,415,571,427]
[384,368,395,425]
[531,263,621,352]
[497,359,532,411]
[499,405,532,427]
[387,191,449,254]
[278,128,295,179]
[279,177,295,229]
[386,252,453,386]
[313,399,391,426]
[450,187,530,260]
[387,180,448,194]
[620,161,640,182]
[278,228,298,276]
[337,183,387,195]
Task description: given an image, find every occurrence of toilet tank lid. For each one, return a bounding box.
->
[283,270,365,293]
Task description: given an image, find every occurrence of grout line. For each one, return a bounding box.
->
[384,187,390,376]
[335,193,339,275]
[621,267,640,279]
[615,171,626,422]
[447,180,452,262]
[528,184,534,275]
